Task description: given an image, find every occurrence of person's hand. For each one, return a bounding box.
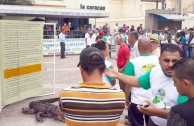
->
[118,68,124,73]
[125,100,131,108]
[105,68,119,78]
[191,43,194,47]
[137,100,157,116]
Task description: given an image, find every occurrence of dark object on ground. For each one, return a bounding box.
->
[21,97,65,122]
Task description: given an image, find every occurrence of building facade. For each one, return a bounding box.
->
[0,0,194,31]
[0,0,109,31]
[90,0,194,32]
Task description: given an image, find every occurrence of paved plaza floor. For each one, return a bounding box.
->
[0,52,129,126]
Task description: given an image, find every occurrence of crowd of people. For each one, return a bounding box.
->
[84,23,194,59]
[58,22,194,126]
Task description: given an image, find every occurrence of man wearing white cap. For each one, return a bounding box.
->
[149,34,161,57]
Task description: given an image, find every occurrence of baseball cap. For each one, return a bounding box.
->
[99,31,104,36]
[149,34,159,42]
[77,47,105,67]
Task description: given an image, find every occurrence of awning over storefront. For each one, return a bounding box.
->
[0,5,109,18]
[155,14,185,21]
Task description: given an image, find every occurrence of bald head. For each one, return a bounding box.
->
[138,37,151,54]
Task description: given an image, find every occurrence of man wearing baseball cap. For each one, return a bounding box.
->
[149,34,161,57]
[59,47,125,126]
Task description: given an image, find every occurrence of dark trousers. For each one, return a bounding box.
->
[60,42,65,58]
[148,118,159,126]
[128,103,150,126]
[188,46,192,58]
[109,45,111,58]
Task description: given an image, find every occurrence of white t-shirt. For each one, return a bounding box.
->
[130,55,159,105]
[151,48,160,57]
[59,32,66,42]
[185,34,190,44]
[190,37,194,46]
[130,41,140,60]
[92,33,97,45]
[102,60,113,87]
[160,34,168,44]
[85,33,93,46]
[114,25,119,32]
[171,35,177,45]
[149,66,179,126]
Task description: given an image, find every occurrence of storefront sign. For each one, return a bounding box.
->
[80,4,105,10]
[43,38,86,55]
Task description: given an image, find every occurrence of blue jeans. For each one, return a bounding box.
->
[183,44,189,58]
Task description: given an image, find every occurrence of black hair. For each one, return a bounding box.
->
[96,35,103,41]
[160,43,182,56]
[94,40,107,51]
[176,32,181,38]
[189,28,194,31]
[172,58,194,84]
[180,30,185,37]
[128,31,138,40]
[81,54,106,75]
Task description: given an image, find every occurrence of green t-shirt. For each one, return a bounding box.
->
[138,70,188,104]
[138,70,151,90]
[123,62,135,76]
[177,95,188,104]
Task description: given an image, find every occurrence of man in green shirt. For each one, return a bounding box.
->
[124,37,159,126]
[105,44,187,126]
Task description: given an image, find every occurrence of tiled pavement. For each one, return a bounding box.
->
[0,52,129,126]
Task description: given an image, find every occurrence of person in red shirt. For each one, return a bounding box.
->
[62,23,69,35]
[115,34,130,92]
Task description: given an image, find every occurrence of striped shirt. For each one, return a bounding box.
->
[59,82,125,126]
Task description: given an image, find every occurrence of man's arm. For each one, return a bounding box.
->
[105,67,151,88]
[123,61,134,104]
[85,38,87,46]
[105,69,140,87]
[85,34,88,47]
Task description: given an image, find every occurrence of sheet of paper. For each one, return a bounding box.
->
[0,20,43,109]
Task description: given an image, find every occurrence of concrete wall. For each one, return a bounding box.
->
[145,13,158,31]
[182,19,194,28]
[91,0,160,32]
